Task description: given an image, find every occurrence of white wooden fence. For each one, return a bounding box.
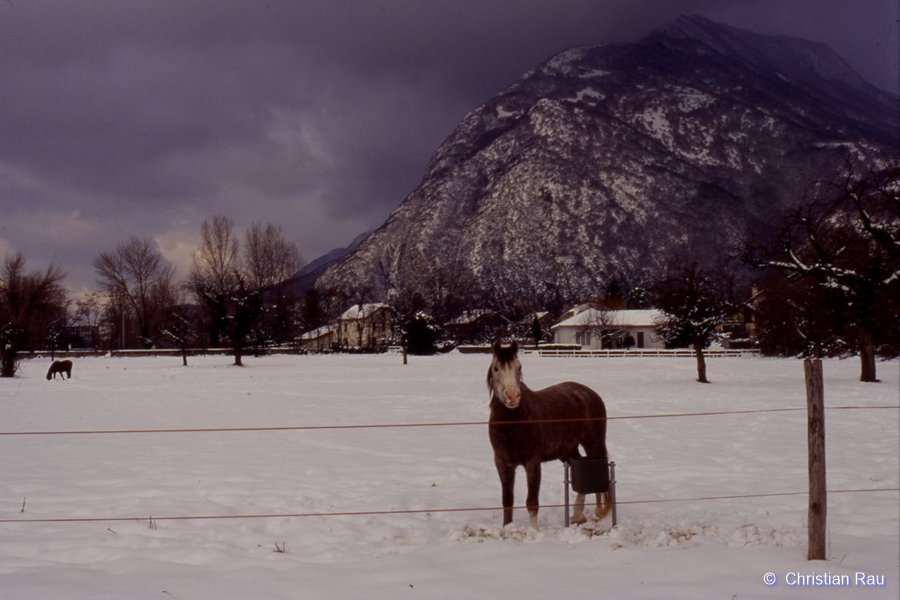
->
[536,348,760,358]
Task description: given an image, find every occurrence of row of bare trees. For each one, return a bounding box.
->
[186,216,302,366]
[91,216,304,366]
[0,216,304,376]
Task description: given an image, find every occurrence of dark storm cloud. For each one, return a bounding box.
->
[0,0,897,292]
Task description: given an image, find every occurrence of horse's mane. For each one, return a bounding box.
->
[493,344,517,364]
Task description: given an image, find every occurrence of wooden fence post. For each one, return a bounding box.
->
[805,358,826,560]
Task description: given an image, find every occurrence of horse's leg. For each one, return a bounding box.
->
[572,493,587,524]
[496,461,516,526]
[524,461,541,530]
[595,490,612,522]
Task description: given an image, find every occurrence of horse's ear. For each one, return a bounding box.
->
[510,339,518,354]
[492,338,501,356]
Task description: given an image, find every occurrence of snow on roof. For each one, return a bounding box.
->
[552,308,665,329]
[445,309,499,326]
[338,303,390,320]
[300,325,335,340]
[526,311,551,321]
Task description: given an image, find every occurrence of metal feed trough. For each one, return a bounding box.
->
[563,457,617,528]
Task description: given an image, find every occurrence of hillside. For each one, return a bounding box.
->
[315,15,899,308]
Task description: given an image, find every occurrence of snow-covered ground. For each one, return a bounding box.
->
[1,352,897,599]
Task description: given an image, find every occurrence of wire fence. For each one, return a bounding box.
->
[2,405,897,527]
[2,489,898,526]
[1,405,897,437]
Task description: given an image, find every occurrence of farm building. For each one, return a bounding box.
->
[300,325,336,353]
[552,307,665,349]
[336,303,392,349]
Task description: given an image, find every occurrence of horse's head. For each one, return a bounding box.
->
[488,339,522,409]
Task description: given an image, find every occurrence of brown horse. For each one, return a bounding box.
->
[487,340,610,529]
[46,360,73,380]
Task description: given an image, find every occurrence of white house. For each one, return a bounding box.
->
[552,307,665,349]
[336,303,392,349]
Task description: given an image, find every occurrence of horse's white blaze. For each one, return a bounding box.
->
[489,351,523,409]
[492,361,522,409]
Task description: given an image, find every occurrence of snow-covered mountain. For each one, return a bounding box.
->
[314,15,899,308]
[285,230,372,297]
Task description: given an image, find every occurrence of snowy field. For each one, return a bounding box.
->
[1,352,898,599]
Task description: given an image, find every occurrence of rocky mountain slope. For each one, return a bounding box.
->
[285,230,371,297]
[314,15,899,309]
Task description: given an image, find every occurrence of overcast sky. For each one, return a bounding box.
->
[1,0,898,294]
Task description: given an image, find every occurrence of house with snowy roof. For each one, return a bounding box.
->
[337,303,392,349]
[552,307,665,349]
[300,324,336,353]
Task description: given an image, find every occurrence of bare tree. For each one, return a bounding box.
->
[74,292,104,329]
[389,281,435,361]
[93,238,177,348]
[188,216,304,364]
[0,253,67,377]
[245,223,304,344]
[245,223,302,289]
[73,292,105,349]
[188,216,241,349]
[161,288,198,367]
[576,307,618,349]
[575,290,631,349]
[653,261,736,383]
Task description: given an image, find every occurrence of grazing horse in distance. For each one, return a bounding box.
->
[487,340,610,529]
[46,360,73,380]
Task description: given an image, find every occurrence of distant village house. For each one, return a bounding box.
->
[552,307,665,349]
[300,325,336,353]
[336,303,392,350]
